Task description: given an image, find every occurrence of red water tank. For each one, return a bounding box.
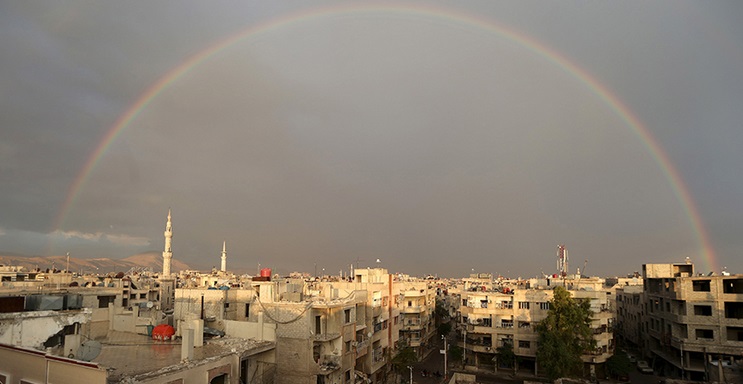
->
[260,268,272,277]
[151,324,175,341]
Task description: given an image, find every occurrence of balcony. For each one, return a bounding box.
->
[314,332,341,342]
[402,320,423,331]
[355,340,369,358]
[317,354,341,375]
[402,306,423,314]
[372,348,386,363]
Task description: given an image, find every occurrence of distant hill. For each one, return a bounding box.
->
[0,251,190,274]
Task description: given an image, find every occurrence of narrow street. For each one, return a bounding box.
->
[410,335,519,384]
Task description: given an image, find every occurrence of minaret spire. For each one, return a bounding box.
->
[162,209,173,277]
[220,241,227,272]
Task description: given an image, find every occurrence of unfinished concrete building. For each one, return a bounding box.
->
[638,262,743,381]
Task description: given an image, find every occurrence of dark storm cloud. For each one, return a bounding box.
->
[1,1,742,277]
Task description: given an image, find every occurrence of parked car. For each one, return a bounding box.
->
[636,360,653,374]
[626,353,637,363]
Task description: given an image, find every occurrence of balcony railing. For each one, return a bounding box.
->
[318,354,341,375]
[314,332,341,342]
[373,349,386,363]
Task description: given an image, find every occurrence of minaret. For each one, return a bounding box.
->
[162,209,173,278]
[220,241,227,272]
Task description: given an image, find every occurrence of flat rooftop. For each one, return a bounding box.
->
[93,331,274,381]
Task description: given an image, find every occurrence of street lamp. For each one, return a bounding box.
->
[441,335,447,379]
[407,365,413,384]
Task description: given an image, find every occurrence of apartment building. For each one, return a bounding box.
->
[638,262,743,381]
[457,281,615,378]
[396,280,437,358]
[615,284,644,349]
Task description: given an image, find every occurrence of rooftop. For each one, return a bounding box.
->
[93,331,274,382]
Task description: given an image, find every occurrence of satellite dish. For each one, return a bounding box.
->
[146,301,154,308]
[78,340,102,362]
[367,332,372,338]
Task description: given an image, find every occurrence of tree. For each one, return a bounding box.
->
[605,350,632,379]
[536,286,595,381]
[496,341,516,368]
[448,344,463,367]
[435,300,449,320]
[391,346,418,373]
[437,322,452,337]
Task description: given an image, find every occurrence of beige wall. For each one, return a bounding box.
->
[0,344,107,384]
[0,309,91,349]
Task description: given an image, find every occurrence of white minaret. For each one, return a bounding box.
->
[220,241,227,272]
[162,209,173,278]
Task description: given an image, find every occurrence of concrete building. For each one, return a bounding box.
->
[396,280,437,358]
[0,331,275,384]
[456,279,615,378]
[635,262,743,381]
[615,284,645,349]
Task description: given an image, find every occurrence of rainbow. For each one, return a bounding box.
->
[51,3,718,272]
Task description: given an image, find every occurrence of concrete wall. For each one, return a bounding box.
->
[0,309,91,349]
[224,318,276,341]
[0,343,107,384]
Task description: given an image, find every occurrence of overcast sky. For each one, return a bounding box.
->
[1,1,742,278]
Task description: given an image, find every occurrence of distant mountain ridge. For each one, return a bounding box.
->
[0,251,190,273]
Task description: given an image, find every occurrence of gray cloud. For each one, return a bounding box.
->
[1,1,742,277]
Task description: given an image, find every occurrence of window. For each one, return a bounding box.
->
[345,340,352,353]
[245,303,250,318]
[345,370,352,383]
[518,340,530,349]
[394,315,399,325]
[725,302,743,319]
[726,326,743,341]
[539,302,550,310]
[723,278,743,294]
[696,329,713,340]
[344,308,351,323]
[694,305,712,316]
[692,280,711,292]
[518,302,530,310]
[97,295,115,308]
[408,301,412,307]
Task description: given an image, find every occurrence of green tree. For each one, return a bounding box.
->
[448,344,463,367]
[437,322,452,337]
[496,341,516,368]
[391,346,418,373]
[435,300,449,319]
[605,351,632,379]
[535,286,595,381]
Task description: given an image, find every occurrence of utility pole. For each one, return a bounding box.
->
[463,328,467,366]
[441,335,447,379]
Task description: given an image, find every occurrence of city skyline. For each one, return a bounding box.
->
[1,1,742,278]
